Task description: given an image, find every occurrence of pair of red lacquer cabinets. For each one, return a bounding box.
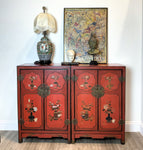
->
[17,64,125,144]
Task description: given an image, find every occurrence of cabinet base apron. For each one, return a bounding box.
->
[72,132,125,144]
[18,131,70,143]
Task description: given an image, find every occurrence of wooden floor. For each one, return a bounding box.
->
[0,131,143,150]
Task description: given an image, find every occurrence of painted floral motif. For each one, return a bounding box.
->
[25,99,38,122]
[28,76,37,89]
[101,73,119,91]
[102,101,115,123]
[50,75,61,88]
[77,72,95,90]
[23,72,41,91]
[48,100,62,121]
[105,76,113,90]
[46,73,65,90]
[81,101,94,121]
[80,75,91,89]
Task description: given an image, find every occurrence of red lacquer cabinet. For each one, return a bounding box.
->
[17,64,125,144]
[17,64,71,143]
[71,64,125,144]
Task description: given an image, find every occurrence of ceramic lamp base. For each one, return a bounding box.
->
[34,60,52,65]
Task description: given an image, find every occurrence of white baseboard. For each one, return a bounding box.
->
[0,120,18,130]
[140,123,143,136]
[125,121,141,132]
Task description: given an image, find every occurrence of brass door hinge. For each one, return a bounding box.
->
[18,119,24,125]
[119,119,125,125]
[17,74,24,81]
[71,75,78,82]
[64,75,70,81]
[72,119,78,125]
[119,76,125,82]
[64,119,70,125]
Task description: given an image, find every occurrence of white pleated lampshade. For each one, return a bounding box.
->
[34,12,56,34]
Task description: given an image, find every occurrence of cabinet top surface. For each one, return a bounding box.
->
[17,63,125,67]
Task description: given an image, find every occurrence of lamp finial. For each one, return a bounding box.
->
[42,6,47,13]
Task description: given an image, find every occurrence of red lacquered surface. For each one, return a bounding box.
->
[45,94,66,130]
[23,94,43,129]
[17,64,125,144]
[17,65,71,143]
[99,70,121,131]
[71,65,125,144]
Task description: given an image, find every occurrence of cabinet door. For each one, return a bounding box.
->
[98,70,122,131]
[20,70,44,129]
[72,69,98,131]
[45,69,69,130]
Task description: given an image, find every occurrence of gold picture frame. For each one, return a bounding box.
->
[64,8,108,63]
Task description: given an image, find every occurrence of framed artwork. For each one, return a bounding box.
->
[64,8,108,63]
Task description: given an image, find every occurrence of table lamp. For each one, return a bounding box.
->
[34,7,56,65]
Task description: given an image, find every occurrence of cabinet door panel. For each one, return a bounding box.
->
[45,94,66,129]
[22,94,43,129]
[45,70,68,130]
[76,94,97,130]
[98,70,121,131]
[20,70,44,129]
[21,70,42,93]
[74,70,97,131]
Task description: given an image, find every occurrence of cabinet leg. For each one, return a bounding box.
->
[121,135,125,145]
[72,140,75,144]
[121,139,125,145]
[18,138,23,143]
[67,140,71,144]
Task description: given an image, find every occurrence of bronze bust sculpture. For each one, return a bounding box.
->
[88,33,99,65]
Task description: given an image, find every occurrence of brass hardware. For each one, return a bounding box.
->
[38,84,50,98]
[91,85,104,98]
[71,75,78,82]
[119,119,125,125]
[72,119,78,125]
[17,75,24,81]
[18,119,24,125]
[119,76,125,82]
[64,75,70,81]
[64,119,70,125]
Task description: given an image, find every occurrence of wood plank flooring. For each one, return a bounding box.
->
[0,131,143,150]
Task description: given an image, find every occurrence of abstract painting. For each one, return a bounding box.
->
[64,8,108,63]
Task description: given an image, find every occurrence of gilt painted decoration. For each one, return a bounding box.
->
[77,72,95,90]
[46,94,66,129]
[81,101,94,121]
[64,8,108,63]
[48,100,62,121]
[46,72,65,90]
[102,101,115,123]
[76,94,97,129]
[23,94,42,128]
[101,73,120,91]
[23,72,41,91]
[99,94,120,130]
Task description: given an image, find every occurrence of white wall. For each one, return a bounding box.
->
[141,0,143,136]
[0,0,142,132]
